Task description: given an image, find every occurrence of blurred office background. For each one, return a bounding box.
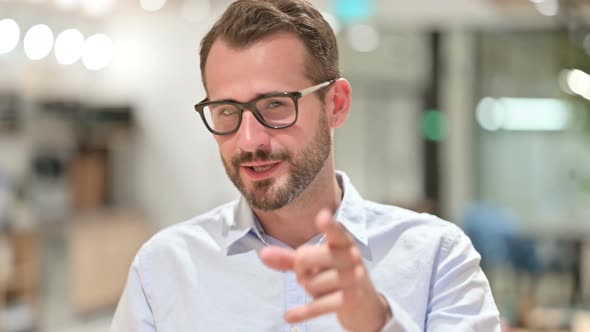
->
[0,0,589,331]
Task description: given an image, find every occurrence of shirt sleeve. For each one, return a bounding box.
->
[380,230,501,332]
[110,253,156,332]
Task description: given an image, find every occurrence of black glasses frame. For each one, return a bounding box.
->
[194,79,336,135]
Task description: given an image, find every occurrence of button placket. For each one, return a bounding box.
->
[284,271,307,332]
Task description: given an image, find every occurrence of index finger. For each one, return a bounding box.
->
[315,209,354,248]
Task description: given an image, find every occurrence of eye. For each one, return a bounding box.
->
[217,107,238,116]
[260,98,290,111]
[267,101,285,109]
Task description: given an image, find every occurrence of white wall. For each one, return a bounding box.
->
[0,6,239,228]
[101,12,239,226]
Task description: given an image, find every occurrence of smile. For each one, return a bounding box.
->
[240,161,283,180]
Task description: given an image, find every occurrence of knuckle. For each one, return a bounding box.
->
[348,246,361,263]
[305,284,319,297]
[302,278,312,290]
[333,221,344,232]
[354,264,366,282]
[298,246,318,263]
[294,250,309,268]
[296,273,305,284]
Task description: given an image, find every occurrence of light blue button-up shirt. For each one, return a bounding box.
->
[111,172,500,332]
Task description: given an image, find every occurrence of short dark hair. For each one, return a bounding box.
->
[199,0,340,92]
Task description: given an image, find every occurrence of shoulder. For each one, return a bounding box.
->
[135,200,238,263]
[363,200,466,250]
[362,201,479,279]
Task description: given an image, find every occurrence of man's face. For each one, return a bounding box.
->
[204,33,332,211]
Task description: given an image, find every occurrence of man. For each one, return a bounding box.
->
[111,0,501,331]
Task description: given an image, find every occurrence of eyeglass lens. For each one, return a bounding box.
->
[203,95,297,133]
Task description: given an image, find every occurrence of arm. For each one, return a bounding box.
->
[379,230,500,332]
[111,254,156,332]
[425,231,500,331]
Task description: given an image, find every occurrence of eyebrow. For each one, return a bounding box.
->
[209,89,291,104]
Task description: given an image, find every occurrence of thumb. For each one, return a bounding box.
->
[260,246,296,271]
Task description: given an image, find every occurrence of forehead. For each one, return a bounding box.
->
[204,32,311,101]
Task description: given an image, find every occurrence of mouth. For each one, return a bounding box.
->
[240,161,283,180]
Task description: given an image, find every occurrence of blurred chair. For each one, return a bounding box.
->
[463,202,538,272]
[464,201,581,329]
[463,202,539,326]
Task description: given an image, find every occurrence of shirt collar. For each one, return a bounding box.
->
[333,171,372,260]
[224,171,372,260]
[222,198,263,253]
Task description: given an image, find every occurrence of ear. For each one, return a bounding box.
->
[328,78,352,129]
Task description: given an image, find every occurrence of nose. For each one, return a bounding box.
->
[235,110,271,152]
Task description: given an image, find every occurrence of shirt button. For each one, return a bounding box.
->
[291,326,301,332]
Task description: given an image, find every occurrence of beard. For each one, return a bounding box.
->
[221,110,331,211]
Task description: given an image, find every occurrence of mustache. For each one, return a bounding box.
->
[231,149,290,168]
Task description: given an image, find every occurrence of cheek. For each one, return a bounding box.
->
[215,137,234,158]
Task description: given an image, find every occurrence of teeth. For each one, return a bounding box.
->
[252,165,273,172]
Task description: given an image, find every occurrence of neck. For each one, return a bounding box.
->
[253,160,342,249]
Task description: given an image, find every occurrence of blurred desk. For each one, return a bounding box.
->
[0,229,41,332]
[0,234,8,329]
[70,211,152,314]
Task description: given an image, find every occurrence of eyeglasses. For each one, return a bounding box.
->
[194,79,336,135]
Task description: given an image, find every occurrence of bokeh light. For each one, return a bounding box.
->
[82,33,113,71]
[332,0,375,23]
[24,24,54,60]
[54,28,85,65]
[422,110,448,141]
[476,97,571,131]
[558,69,574,95]
[82,0,113,16]
[476,97,503,131]
[534,0,559,17]
[566,69,590,98]
[140,0,167,12]
[347,24,380,53]
[0,18,20,55]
